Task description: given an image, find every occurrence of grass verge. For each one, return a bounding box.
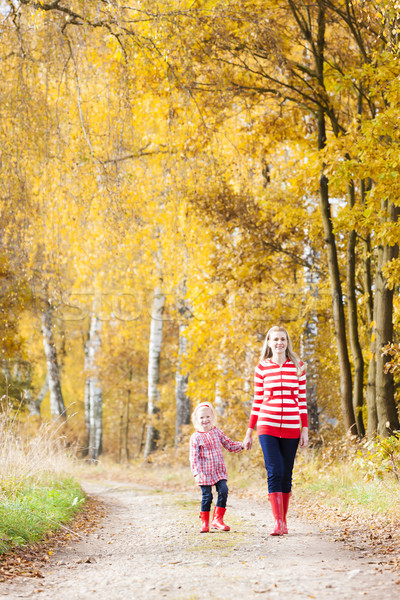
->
[0,477,85,554]
[294,445,400,520]
[0,413,87,557]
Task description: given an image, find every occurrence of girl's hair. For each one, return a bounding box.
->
[260,326,303,376]
[191,402,217,429]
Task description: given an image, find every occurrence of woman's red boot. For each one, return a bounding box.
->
[282,492,291,534]
[211,506,230,531]
[268,492,284,536]
[199,511,210,533]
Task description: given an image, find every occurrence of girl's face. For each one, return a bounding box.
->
[196,406,213,432]
[268,331,288,355]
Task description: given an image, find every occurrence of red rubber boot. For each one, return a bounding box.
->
[268,492,284,536]
[211,506,230,531]
[282,492,291,534]
[199,511,210,533]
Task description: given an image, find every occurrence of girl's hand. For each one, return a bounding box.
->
[300,427,308,448]
[243,428,253,450]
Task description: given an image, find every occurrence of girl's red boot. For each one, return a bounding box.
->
[268,492,284,536]
[199,511,210,533]
[211,506,230,531]
[282,492,291,534]
[200,511,210,533]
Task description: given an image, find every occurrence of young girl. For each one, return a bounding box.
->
[189,402,243,533]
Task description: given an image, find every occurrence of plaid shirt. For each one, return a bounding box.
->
[189,426,243,486]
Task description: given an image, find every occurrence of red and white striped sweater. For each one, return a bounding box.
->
[248,359,308,439]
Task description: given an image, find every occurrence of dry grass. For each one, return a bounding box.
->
[0,413,75,499]
[0,411,85,555]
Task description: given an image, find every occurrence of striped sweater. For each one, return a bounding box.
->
[248,359,308,439]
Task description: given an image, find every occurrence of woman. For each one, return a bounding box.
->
[243,325,308,535]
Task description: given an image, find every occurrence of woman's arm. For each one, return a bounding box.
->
[243,427,253,450]
[300,427,308,448]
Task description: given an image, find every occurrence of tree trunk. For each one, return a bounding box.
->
[144,287,165,457]
[374,203,400,436]
[83,331,91,457]
[29,376,49,418]
[41,301,66,420]
[318,140,355,433]
[118,414,123,464]
[366,352,378,435]
[365,241,377,435]
[360,180,378,435]
[311,6,355,433]
[124,385,131,461]
[85,312,103,461]
[175,320,190,447]
[302,246,320,433]
[346,181,365,436]
[360,179,374,327]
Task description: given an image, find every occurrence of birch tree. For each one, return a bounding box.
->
[41,300,66,420]
[144,286,166,457]
[85,311,103,461]
[175,295,191,447]
[28,376,49,418]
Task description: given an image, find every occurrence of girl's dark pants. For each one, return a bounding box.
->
[258,434,299,493]
[200,479,228,511]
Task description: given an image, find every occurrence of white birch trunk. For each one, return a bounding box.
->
[144,287,165,457]
[29,376,49,417]
[41,302,66,419]
[86,312,103,461]
[214,353,227,416]
[84,331,91,456]
[175,321,190,447]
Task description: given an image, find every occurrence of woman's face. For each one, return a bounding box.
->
[268,330,288,355]
[196,406,213,432]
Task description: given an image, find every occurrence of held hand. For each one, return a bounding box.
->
[300,427,309,448]
[243,429,253,450]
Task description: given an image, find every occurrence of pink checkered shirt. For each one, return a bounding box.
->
[189,426,243,486]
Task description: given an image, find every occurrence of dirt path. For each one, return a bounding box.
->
[0,480,398,600]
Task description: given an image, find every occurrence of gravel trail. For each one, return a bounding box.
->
[0,480,397,599]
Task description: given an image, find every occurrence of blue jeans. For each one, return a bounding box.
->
[200,479,228,511]
[258,435,299,493]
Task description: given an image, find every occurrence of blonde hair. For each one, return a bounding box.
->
[191,402,217,429]
[260,326,303,376]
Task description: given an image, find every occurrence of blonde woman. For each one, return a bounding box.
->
[190,402,243,533]
[243,326,308,535]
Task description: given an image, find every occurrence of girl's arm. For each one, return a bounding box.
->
[218,429,243,453]
[189,435,200,477]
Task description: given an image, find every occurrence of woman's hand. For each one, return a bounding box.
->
[243,428,253,450]
[300,427,308,448]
